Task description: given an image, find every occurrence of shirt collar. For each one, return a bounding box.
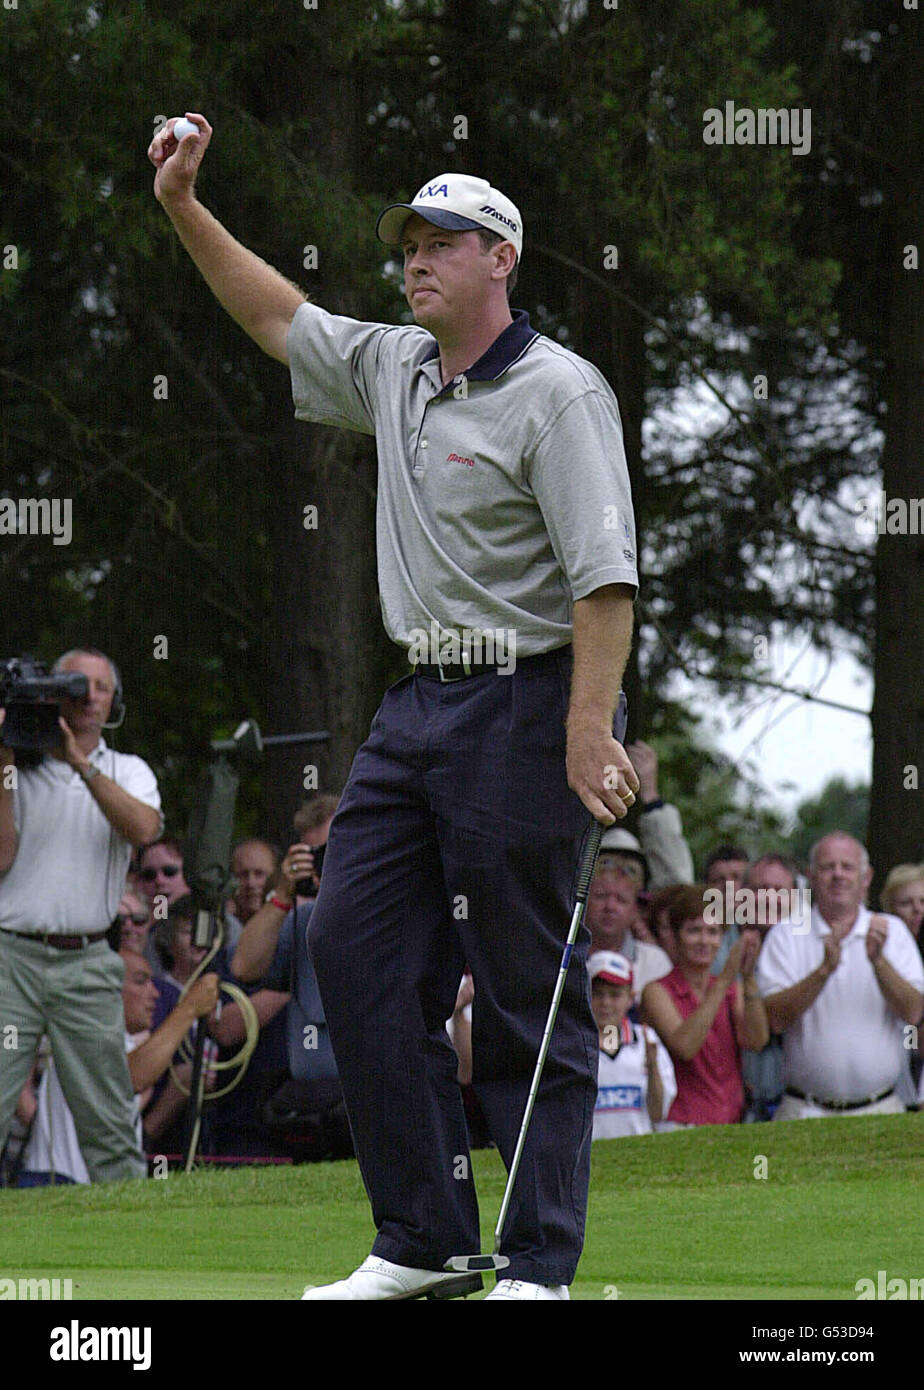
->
[421,309,539,394]
[43,735,106,779]
[813,903,868,938]
[600,1016,634,1055]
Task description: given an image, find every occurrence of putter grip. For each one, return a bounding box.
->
[574,819,604,902]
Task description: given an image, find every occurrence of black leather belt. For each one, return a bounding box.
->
[413,646,568,684]
[785,1085,894,1112]
[3,928,109,951]
[414,657,503,682]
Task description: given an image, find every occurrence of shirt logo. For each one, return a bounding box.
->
[447,452,475,467]
[597,1085,643,1112]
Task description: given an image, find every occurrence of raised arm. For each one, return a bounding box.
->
[762,936,840,1034]
[148,114,306,364]
[128,974,219,1093]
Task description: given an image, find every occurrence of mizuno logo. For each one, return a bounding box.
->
[479,204,518,232]
[447,452,475,467]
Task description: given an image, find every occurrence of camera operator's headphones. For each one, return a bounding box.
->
[103,657,125,729]
[53,647,125,729]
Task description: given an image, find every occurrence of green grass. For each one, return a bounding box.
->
[0,1115,920,1300]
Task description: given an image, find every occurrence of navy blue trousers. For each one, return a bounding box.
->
[308,645,627,1285]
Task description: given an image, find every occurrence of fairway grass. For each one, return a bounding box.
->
[1,1115,920,1301]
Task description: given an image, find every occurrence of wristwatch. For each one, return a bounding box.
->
[79,763,100,784]
[265,890,293,910]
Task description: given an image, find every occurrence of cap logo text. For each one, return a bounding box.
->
[479,205,518,233]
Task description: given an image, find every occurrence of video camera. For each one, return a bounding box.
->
[0,657,87,753]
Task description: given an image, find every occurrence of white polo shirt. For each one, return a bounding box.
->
[756,905,924,1103]
[0,739,162,935]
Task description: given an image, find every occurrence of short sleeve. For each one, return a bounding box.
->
[113,753,162,827]
[883,916,924,991]
[526,390,639,602]
[287,302,393,435]
[755,924,801,998]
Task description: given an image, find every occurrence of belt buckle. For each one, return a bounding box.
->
[437,655,472,683]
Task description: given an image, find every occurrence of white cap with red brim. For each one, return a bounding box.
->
[587,950,634,988]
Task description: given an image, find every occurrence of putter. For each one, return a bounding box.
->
[445,816,606,1275]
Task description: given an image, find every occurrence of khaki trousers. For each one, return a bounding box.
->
[0,932,144,1182]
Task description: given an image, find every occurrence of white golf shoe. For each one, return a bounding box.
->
[301,1255,482,1301]
[485,1279,570,1300]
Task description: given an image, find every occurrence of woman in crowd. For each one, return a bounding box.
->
[640,883,768,1126]
[880,863,924,947]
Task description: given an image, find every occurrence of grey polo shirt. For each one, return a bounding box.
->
[288,304,639,657]
[0,739,162,936]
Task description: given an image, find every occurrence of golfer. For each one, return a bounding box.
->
[149,115,640,1301]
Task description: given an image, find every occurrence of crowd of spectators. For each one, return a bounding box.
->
[1,652,921,1188]
[2,793,347,1181]
[582,759,924,1135]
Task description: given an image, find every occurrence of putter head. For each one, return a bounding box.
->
[444,1254,511,1273]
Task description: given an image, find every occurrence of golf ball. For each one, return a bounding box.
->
[172,118,199,141]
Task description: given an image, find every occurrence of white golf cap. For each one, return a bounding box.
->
[599,827,643,854]
[587,951,634,988]
[376,173,523,260]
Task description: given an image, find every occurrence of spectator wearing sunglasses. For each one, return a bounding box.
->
[136,836,243,956]
[136,837,190,907]
[108,889,159,972]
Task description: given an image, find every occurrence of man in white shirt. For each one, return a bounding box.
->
[757,832,924,1118]
[0,648,163,1180]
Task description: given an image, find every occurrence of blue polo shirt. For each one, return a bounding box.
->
[262,902,338,1084]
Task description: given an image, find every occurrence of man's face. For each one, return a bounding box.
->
[120,951,159,1032]
[746,861,797,930]
[676,915,723,969]
[138,845,188,905]
[401,215,504,332]
[706,858,749,896]
[811,836,871,920]
[891,879,924,939]
[57,653,115,740]
[591,979,632,1032]
[232,842,277,922]
[117,891,152,952]
[587,871,638,951]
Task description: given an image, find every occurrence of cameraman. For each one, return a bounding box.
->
[0,647,163,1182]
